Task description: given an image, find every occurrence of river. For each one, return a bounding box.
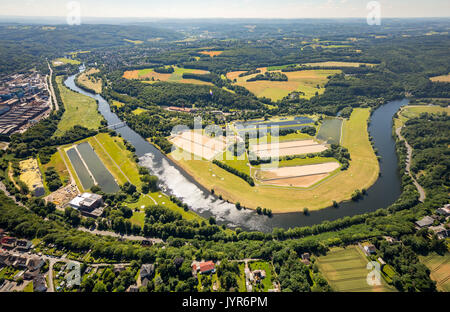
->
[64,70,407,232]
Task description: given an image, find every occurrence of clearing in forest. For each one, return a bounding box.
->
[123,66,213,86]
[226,67,341,101]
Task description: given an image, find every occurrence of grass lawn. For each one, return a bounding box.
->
[316,246,395,292]
[76,68,102,93]
[23,281,33,292]
[248,261,274,292]
[169,108,379,213]
[42,151,70,186]
[419,252,450,292]
[94,133,142,187]
[132,107,148,115]
[53,58,81,66]
[228,68,341,101]
[127,192,204,225]
[394,105,450,128]
[218,150,251,175]
[238,263,247,292]
[55,76,103,136]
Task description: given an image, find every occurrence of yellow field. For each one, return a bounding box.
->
[169,108,379,213]
[123,66,213,86]
[19,158,44,194]
[52,58,80,66]
[132,108,148,115]
[199,51,223,57]
[124,39,143,44]
[419,252,450,292]
[227,68,341,101]
[76,68,102,93]
[430,74,450,82]
[394,105,450,128]
[301,61,376,67]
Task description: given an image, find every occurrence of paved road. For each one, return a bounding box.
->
[395,126,426,202]
[47,61,59,111]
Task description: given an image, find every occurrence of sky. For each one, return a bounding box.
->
[0,0,449,19]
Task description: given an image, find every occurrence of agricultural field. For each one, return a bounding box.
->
[198,50,223,57]
[256,162,340,188]
[419,252,450,292]
[169,130,230,161]
[76,68,102,93]
[316,246,395,292]
[124,39,144,44]
[55,76,103,135]
[169,108,378,212]
[52,57,81,66]
[301,61,376,67]
[250,139,328,158]
[123,66,213,86]
[430,74,450,82]
[226,67,340,101]
[394,105,450,128]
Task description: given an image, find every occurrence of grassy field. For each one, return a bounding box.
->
[124,39,144,44]
[430,74,450,82]
[419,252,450,292]
[76,68,102,93]
[227,68,340,101]
[248,261,274,292]
[316,246,395,292]
[55,76,103,135]
[42,152,70,186]
[128,191,204,227]
[52,58,81,66]
[199,50,223,57]
[394,105,450,128]
[301,61,376,67]
[123,66,213,86]
[169,108,378,213]
[132,107,148,115]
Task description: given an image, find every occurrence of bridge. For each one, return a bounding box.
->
[102,122,127,131]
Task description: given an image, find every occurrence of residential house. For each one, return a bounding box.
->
[140,264,155,287]
[436,204,450,217]
[16,239,32,252]
[364,244,377,255]
[27,256,45,271]
[1,236,16,249]
[192,261,216,275]
[415,216,435,228]
[428,225,450,240]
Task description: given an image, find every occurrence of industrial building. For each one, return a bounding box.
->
[69,193,104,218]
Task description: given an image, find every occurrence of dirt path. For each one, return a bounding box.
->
[395,126,426,202]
